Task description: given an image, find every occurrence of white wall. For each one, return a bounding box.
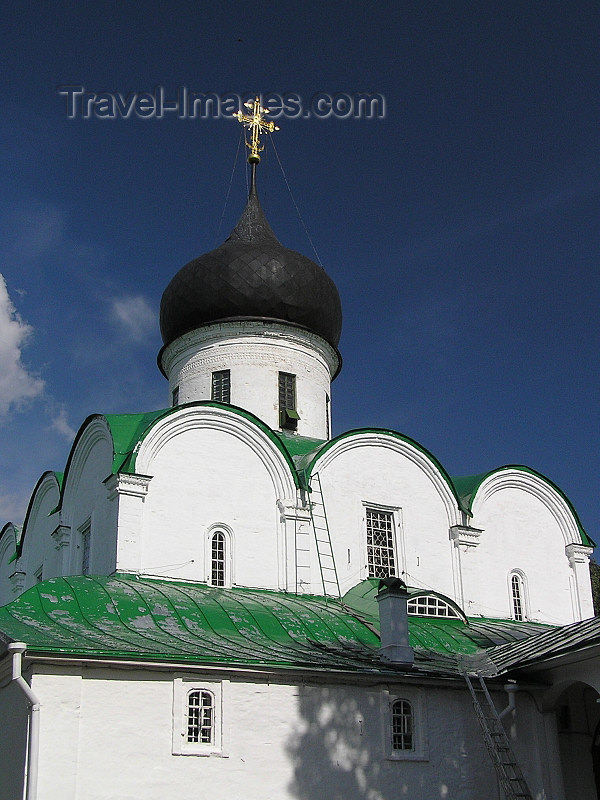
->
[131,408,296,589]
[313,435,460,599]
[160,321,339,440]
[29,663,565,800]
[465,474,592,624]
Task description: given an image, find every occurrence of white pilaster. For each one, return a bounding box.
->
[104,473,152,574]
[565,543,594,620]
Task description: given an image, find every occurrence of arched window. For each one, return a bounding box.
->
[408,595,460,618]
[391,699,413,752]
[510,572,526,621]
[186,690,214,744]
[211,531,226,587]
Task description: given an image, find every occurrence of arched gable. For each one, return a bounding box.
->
[300,430,464,598]
[0,523,19,606]
[131,405,298,588]
[15,471,62,573]
[306,430,464,526]
[135,405,297,499]
[60,415,115,529]
[462,467,593,623]
[469,467,590,548]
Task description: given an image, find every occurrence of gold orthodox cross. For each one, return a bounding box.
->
[234,97,279,164]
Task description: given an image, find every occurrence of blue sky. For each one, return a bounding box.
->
[1,1,598,545]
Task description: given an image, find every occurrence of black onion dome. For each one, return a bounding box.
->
[159,185,342,349]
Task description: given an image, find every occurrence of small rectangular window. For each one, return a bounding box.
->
[172,386,179,406]
[34,566,43,583]
[279,372,298,430]
[366,508,396,578]
[212,370,231,403]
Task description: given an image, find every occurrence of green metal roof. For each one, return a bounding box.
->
[273,431,327,461]
[452,467,594,547]
[0,576,553,677]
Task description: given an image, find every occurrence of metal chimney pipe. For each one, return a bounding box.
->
[376,577,414,665]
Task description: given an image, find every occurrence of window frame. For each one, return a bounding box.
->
[211,369,231,404]
[79,518,92,576]
[382,687,428,761]
[172,678,226,756]
[186,689,215,744]
[278,372,298,430]
[509,570,528,621]
[391,698,414,752]
[363,503,403,580]
[205,524,233,588]
[407,595,460,618]
[210,531,226,587]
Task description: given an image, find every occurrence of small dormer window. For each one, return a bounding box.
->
[408,595,460,618]
[279,372,299,430]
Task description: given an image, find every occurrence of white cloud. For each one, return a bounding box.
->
[49,404,76,442]
[0,274,44,417]
[110,295,155,341]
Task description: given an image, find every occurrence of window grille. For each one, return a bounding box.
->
[212,370,231,403]
[391,699,413,751]
[186,690,214,744]
[211,531,226,587]
[407,595,459,618]
[366,508,396,578]
[511,573,524,621]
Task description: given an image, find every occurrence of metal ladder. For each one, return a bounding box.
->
[464,673,533,800]
[308,473,341,598]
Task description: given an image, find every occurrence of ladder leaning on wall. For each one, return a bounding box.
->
[464,672,533,800]
[308,473,341,599]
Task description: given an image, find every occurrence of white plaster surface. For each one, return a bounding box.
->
[161,321,339,440]
[18,665,568,800]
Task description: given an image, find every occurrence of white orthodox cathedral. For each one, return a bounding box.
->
[1,111,599,800]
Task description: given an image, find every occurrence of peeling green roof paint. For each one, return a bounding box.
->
[452,466,594,547]
[0,576,553,676]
